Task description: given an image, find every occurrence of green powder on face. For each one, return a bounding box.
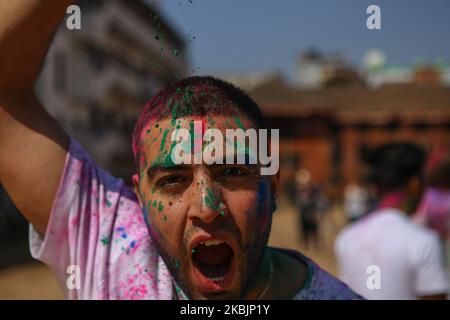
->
[189,120,196,151]
[150,128,178,170]
[171,101,179,126]
[158,201,164,212]
[204,188,218,210]
[183,89,194,102]
[234,139,251,159]
[208,116,216,126]
[235,117,246,130]
[224,120,233,128]
[147,201,152,212]
[153,200,157,208]
[159,129,169,152]
[164,215,167,221]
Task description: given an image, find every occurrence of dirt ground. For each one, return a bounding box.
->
[0,199,348,299]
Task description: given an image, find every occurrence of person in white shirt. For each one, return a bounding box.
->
[344,182,369,222]
[335,143,449,300]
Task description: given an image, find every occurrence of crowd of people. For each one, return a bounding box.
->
[292,144,450,299]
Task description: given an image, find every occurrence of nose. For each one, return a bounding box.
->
[188,173,227,224]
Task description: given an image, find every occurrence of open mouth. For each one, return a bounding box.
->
[190,238,236,292]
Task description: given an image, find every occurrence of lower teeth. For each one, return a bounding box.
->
[209,276,225,282]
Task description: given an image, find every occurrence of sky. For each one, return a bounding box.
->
[156,0,450,82]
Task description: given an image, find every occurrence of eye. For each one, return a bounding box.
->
[157,175,188,188]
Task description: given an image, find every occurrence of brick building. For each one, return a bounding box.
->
[250,79,450,200]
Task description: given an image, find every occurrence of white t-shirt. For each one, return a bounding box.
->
[335,208,449,299]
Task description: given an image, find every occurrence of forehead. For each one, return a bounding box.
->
[139,115,255,167]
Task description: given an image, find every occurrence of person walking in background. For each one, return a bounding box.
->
[295,169,328,249]
[335,143,449,299]
[414,147,450,272]
[344,182,369,223]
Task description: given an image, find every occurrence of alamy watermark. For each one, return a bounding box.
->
[366,265,381,290]
[66,264,81,290]
[66,5,81,30]
[366,5,381,30]
[168,121,279,175]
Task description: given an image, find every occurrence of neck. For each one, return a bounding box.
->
[243,249,272,299]
[378,191,413,215]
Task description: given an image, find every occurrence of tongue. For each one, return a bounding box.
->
[193,243,233,279]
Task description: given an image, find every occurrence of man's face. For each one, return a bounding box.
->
[133,115,276,299]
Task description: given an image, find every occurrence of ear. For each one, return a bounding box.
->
[407,176,423,197]
[405,175,424,213]
[132,173,143,207]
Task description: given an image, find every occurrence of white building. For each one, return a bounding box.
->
[296,50,345,89]
[35,0,189,181]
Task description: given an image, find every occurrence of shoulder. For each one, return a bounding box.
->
[403,215,439,245]
[278,249,364,300]
[334,217,367,253]
[300,254,364,300]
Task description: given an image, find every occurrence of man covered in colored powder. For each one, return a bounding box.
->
[0,1,361,299]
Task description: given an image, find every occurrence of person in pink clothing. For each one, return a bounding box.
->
[414,148,450,269]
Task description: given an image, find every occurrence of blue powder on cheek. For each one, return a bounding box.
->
[141,204,152,230]
[257,180,267,203]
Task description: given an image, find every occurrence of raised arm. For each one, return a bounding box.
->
[0,0,74,235]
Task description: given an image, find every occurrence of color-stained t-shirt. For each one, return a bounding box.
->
[29,138,362,300]
[414,188,450,240]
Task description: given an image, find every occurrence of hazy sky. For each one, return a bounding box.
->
[158,0,450,82]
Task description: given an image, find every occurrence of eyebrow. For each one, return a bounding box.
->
[147,164,191,180]
[146,152,261,179]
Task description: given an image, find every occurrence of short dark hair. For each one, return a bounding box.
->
[132,76,268,170]
[428,158,450,188]
[367,143,426,191]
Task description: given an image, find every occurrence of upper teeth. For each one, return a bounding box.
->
[201,240,224,247]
